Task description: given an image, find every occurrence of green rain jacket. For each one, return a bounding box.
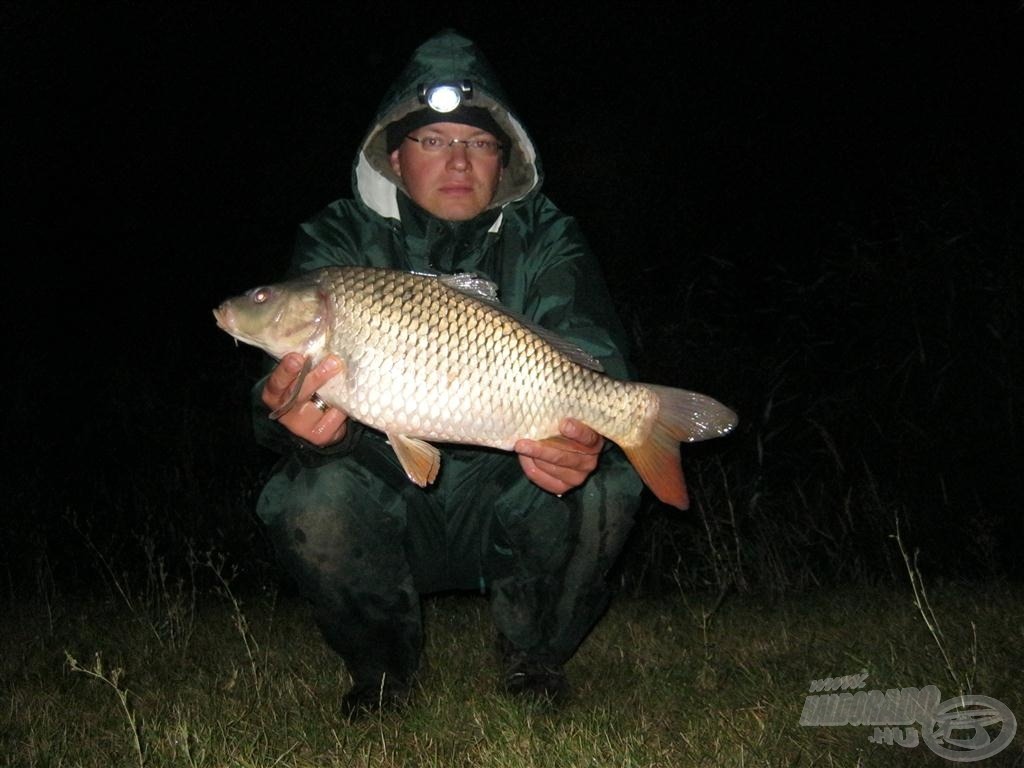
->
[254,29,634,462]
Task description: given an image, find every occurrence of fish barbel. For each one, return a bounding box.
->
[213,266,737,509]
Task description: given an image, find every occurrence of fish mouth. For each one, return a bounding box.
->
[213,305,264,350]
[212,305,235,332]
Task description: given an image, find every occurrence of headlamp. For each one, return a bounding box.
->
[418,81,474,113]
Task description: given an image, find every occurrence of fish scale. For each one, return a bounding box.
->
[214,266,737,509]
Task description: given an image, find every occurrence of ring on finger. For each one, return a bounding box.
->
[309,393,330,413]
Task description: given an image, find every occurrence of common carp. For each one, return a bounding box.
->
[214,266,737,509]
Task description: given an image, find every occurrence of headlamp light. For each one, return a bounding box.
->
[418,81,474,113]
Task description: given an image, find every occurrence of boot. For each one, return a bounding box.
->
[496,635,570,705]
[340,673,412,721]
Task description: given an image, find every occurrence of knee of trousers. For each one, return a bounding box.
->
[257,456,412,599]
[486,448,644,578]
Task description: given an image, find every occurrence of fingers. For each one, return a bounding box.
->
[262,353,341,407]
[302,405,349,447]
[551,419,603,453]
[261,354,349,447]
[261,353,305,408]
[516,419,603,462]
[515,419,604,495]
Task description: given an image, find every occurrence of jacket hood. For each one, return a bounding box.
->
[354,30,542,221]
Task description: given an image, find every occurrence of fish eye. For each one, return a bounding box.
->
[249,287,272,304]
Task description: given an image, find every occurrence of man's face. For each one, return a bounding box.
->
[388,122,503,221]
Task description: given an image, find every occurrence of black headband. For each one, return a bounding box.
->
[385,106,511,165]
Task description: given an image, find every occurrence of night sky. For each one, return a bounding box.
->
[5,3,1023,583]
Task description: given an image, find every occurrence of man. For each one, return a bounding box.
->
[252,30,651,718]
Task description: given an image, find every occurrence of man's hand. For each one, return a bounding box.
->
[515,418,604,496]
[261,352,348,447]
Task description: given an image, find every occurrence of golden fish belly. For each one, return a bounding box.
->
[334,346,654,450]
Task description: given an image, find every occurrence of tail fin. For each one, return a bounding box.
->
[621,385,737,510]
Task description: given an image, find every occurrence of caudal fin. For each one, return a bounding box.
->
[622,385,738,510]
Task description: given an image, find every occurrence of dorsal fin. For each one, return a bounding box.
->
[436,272,500,303]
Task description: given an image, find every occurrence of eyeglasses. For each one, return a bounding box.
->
[405,134,503,157]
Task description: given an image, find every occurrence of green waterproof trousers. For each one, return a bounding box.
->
[257,431,643,691]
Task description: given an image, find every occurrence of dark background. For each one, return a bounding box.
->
[4,2,1022,593]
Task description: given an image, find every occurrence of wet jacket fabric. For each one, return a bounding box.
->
[251,30,642,690]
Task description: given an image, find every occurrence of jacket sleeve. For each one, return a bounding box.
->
[287,200,374,275]
[519,199,636,382]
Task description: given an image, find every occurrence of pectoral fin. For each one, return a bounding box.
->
[387,433,441,487]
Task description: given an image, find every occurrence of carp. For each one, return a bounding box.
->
[214,266,736,509]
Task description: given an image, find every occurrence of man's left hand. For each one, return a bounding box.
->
[515,419,604,496]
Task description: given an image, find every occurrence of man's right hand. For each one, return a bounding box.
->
[261,352,349,447]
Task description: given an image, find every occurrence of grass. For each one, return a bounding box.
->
[4,582,1022,767]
